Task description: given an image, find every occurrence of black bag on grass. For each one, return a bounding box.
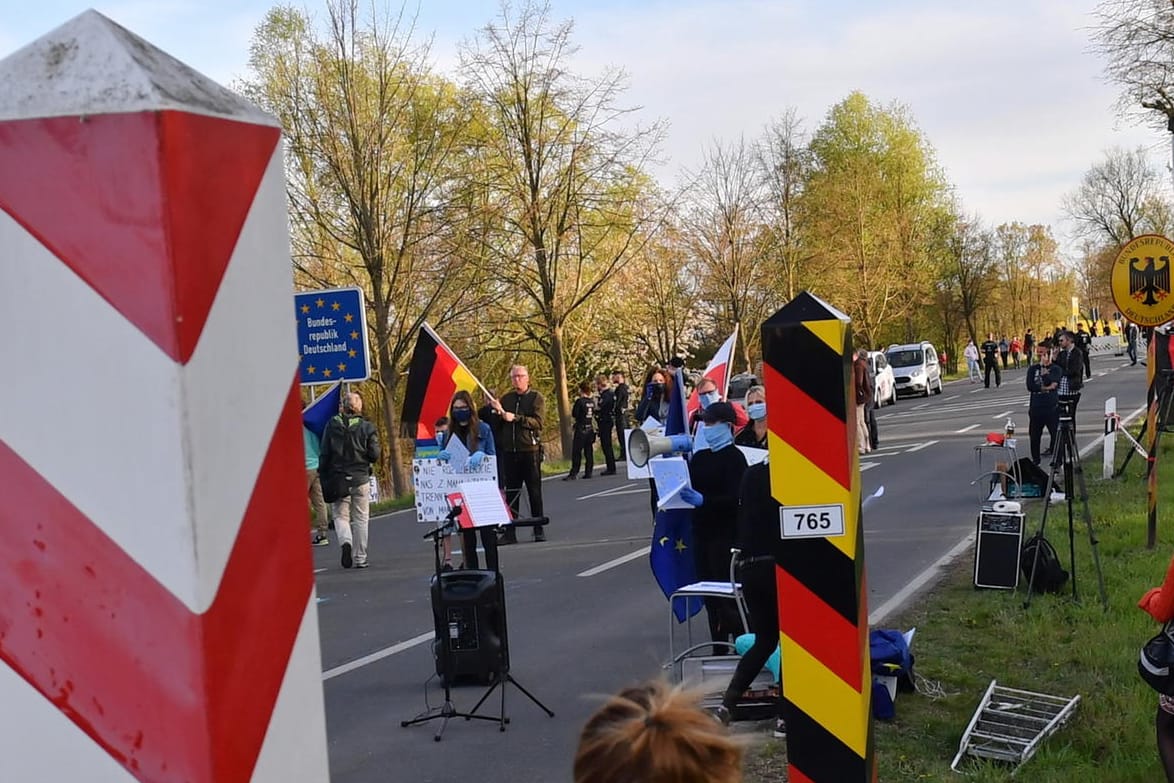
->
[1140,622,1174,695]
[1020,534,1068,594]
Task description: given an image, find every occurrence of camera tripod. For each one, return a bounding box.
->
[400,512,505,741]
[1024,400,1109,610]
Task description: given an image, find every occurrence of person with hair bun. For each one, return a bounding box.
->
[573,680,744,783]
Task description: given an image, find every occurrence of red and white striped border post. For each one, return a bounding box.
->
[0,11,328,783]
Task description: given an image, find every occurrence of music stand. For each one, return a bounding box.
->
[454,483,555,729]
[400,501,503,741]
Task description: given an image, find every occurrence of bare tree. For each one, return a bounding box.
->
[245,0,485,495]
[756,109,819,302]
[460,0,666,456]
[1093,0,1174,131]
[1063,146,1169,244]
[939,214,996,345]
[682,137,778,373]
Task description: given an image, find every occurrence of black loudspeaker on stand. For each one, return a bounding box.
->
[401,505,554,741]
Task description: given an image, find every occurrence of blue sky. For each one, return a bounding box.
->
[0,0,1164,249]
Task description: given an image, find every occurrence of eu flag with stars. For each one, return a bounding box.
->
[302,382,342,439]
[650,367,703,622]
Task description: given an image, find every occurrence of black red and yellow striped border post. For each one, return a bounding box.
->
[762,292,875,782]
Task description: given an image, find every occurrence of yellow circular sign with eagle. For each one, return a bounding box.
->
[1112,234,1174,327]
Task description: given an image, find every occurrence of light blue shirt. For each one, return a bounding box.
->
[304,426,321,470]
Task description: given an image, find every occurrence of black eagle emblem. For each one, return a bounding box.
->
[1130,256,1171,306]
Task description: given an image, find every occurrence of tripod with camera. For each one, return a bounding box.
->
[401,503,504,741]
[1023,393,1109,610]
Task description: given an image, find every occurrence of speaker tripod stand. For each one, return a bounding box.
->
[464,558,554,729]
[400,512,503,741]
[1024,397,1108,610]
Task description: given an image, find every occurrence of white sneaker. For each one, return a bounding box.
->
[1049,491,1066,503]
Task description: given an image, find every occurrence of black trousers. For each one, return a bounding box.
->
[984,358,1001,387]
[867,402,879,449]
[1128,341,1138,364]
[615,416,629,460]
[501,450,544,519]
[1083,348,1092,378]
[722,560,781,716]
[597,420,617,472]
[693,526,741,653]
[569,429,595,477]
[1028,408,1058,464]
[460,527,499,572]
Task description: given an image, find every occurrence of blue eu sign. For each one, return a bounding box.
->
[295,287,370,385]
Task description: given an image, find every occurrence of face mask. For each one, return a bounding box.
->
[453,408,471,424]
[436,432,447,446]
[650,382,665,396]
[699,391,718,409]
[747,401,766,421]
[702,422,734,450]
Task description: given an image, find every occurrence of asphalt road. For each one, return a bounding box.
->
[313,354,1149,783]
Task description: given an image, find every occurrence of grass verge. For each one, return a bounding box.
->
[744,435,1174,782]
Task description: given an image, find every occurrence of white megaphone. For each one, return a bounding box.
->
[629,430,694,468]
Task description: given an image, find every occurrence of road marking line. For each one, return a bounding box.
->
[992,409,1013,419]
[860,462,880,471]
[576,484,647,500]
[955,424,980,433]
[905,440,938,453]
[578,546,652,577]
[969,388,984,394]
[322,631,434,681]
[313,568,327,574]
[578,487,648,500]
[912,402,929,410]
[943,395,958,401]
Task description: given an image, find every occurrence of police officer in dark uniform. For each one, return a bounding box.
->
[566,381,597,480]
[1076,322,1092,379]
[981,333,1002,388]
[594,374,617,475]
[611,370,630,461]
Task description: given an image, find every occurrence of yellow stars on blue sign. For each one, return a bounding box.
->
[300,304,310,314]
[307,365,317,375]
[675,538,688,553]
[331,301,341,311]
[316,298,325,308]
[295,287,369,386]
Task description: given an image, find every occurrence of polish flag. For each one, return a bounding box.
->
[687,327,738,417]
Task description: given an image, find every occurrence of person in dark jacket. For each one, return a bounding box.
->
[712,459,784,737]
[981,334,1001,388]
[679,402,748,653]
[319,392,381,569]
[594,375,617,475]
[488,365,546,543]
[567,381,597,480]
[611,370,630,461]
[735,385,767,449]
[1026,343,1061,464]
[1056,331,1085,422]
[1076,323,1093,379]
[439,390,499,571]
[634,366,670,425]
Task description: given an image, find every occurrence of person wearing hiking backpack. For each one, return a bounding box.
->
[1139,555,1174,781]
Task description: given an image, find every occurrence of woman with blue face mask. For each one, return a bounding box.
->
[678,401,749,653]
[438,390,499,571]
[735,385,767,449]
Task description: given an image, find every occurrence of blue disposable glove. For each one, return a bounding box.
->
[468,451,485,469]
[680,487,703,507]
[436,450,452,462]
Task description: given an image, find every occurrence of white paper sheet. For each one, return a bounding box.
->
[736,445,768,465]
[650,456,693,511]
[458,480,512,527]
[445,435,470,472]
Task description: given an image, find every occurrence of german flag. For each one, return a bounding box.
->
[400,323,480,440]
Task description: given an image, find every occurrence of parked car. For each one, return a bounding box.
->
[885,342,943,397]
[727,372,759,408]
[868,351,897,407]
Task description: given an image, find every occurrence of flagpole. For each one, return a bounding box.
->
[726,324,739,393]
[422,322,493,399]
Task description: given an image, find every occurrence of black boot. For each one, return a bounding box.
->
[532,526,547,542]
[498,527,518,546]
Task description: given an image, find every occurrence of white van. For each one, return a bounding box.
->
[885,342,942,398]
